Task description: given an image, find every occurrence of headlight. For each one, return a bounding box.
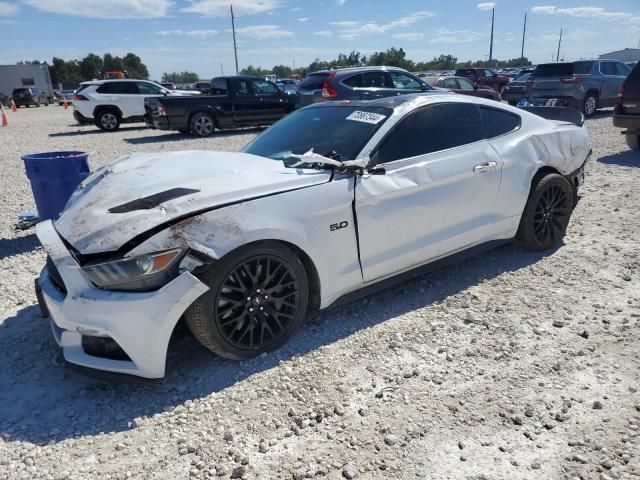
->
[82,249,185,292]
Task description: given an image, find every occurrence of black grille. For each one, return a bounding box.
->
[46,256,67,294]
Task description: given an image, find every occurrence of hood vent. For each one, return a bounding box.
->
[108,188,200,213]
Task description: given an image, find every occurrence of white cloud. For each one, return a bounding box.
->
[392,32,424,41]
[336,0,347,5]
[333,11,437,39]
[22,0,170,18]
[182,0,281,16]
[0,1,18,16]
[297,17,308,22]
[289,6,300,11]
[477,3,495,11]
[234,25,294,39]
[427,27,487,45]
[531,5,640,23]
[157,29,219,38]
[313,30,333,37]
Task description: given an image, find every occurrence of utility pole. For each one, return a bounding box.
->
[556,28,563,62]
[488,7,495,66]
[520,13,527,60]
[220,62,224,75]
[230,4,239,75]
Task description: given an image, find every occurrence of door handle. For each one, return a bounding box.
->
[473,161,497,173]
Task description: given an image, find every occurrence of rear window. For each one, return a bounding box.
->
[480,107,521,138]
[298,73,330,91]
[534,61,593,77]
[97,82,138,94]
[211,78,228,94]
[456,69,476,78]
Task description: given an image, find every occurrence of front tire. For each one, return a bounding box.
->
[185,243,309,360]
[96,110,121,131]
[190,112,215,137]
[626,133,639,150]
[582,93,598,117]
[516,173,574,251]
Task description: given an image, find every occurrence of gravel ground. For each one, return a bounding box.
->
[0,106,639,480]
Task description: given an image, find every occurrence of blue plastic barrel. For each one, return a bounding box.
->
[22,151,90,220]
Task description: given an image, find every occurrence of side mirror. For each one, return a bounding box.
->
[420,83,429,91]
[473,83,479,90]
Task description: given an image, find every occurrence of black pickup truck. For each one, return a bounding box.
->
[145,76,297,137]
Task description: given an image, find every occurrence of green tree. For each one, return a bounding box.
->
[79,53,103,80]
[240,65,270,77]
[367,47,414,70]
[162,71,200,84]
[122,53,149,79]
[272,65,292,79]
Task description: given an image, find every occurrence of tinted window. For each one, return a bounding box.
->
[299,73,329,91]
[615,62,630,76]
[137,82,163,94]
[12,88,29,94]
[513,73,530,82]
[480,107,521,138]
[457,78,475,90]
[360,71,388,88]
[441,78,458,89]
[484,69,495,77]
[211,78,228,94]
[242,106,391,162]
[389,72,422,89]
[573,61,594,74]
[232,79,252,96]
[253,80,278,94]
[535,62,593,77]
[342,74,362,88]
[601,62,617,75]
[456,69,475,78]
[97,82,138,94]
[377,103,483,163]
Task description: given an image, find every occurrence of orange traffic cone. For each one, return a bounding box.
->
[63,98,68,109]
[1,105,9,127]
[11,99,17,112]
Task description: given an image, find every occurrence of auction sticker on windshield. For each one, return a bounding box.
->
[346,111,387,125]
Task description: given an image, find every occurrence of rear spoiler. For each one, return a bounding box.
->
[520,106,585,127]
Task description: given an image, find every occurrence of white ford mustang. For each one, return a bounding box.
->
[36,93,591,379]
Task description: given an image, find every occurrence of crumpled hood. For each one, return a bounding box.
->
[55,150,331,255]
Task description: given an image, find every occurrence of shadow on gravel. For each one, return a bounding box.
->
[589,110,613,120]
[49,126,147,137]
[124,127,267,145]
[0,243,556,445]
[0,233,40,260]
[598,150,639,167]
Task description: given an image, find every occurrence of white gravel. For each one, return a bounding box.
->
[0,106,639,480]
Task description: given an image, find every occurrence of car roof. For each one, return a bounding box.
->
[79,79,153,85]
[307,66,410,75]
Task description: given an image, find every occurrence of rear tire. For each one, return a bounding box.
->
[96,110,121,131]
[582,93,598,117]
[189,112,215,137]
[185,242,309,360]
[625,133,640,150]
[515,173,574,251]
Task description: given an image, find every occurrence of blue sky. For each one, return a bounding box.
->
[1,0,639,80]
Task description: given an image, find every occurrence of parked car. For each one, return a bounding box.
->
[145,76,296,137]
[502,73,532,105]
[425,76,501,101]
[297,66,434,107]
[525,60,631,116]
[613,61,640,150]
[11,87,49,107]
[276,79,299,95]
[193,81,212,94]
[56,89,75,106]
[454,68,510,92]
[35,94,591,379]
[161,82,177,90]
[73,79,199,131]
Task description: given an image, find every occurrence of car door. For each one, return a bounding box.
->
[251,79,288,121]
[96,81,140,118]
[230,78,259,123]
[355,102,504,282]
[356,71,394,100]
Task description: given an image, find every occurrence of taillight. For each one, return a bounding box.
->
[321,72,338,98]
[74,94,88,101]
[157,103,167,116]
[560,76,584,84]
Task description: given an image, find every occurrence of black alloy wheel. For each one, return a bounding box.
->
[532,183,571,246]
[215,255,301,350]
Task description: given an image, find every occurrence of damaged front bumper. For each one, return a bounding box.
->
[35,220,209,379]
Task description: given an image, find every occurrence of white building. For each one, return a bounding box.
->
[0,64,55,100]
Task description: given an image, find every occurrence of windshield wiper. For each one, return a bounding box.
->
[286,148,365,174]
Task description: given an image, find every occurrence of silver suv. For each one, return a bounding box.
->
[525,59,630,116]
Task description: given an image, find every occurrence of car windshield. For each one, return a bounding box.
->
[513,73,530,82]
[242,105,392,167]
